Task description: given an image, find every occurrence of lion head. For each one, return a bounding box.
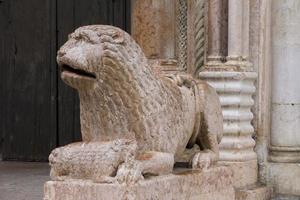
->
[57,25,137,91]
[56,25,153,142]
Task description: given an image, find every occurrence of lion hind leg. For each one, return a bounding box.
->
[192,81,223,170]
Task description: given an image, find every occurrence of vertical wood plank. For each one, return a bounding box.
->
[125,0,132,33]
[2,0,57,161]
[113,0,125,29]
[0,0,10,156]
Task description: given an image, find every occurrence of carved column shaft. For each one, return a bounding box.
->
[227,0,243,60]
[242,0,250,60]
[207,0,223,61]
[269,0,300,163]
[186,0,206,74]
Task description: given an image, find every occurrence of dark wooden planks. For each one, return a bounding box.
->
[1,0,57,161]
[1,0,131,160]
[0,0,10,155]
[113,0,131,32]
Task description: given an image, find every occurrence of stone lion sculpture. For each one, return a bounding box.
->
[50,25,223,184]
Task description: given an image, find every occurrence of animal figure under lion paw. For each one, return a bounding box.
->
[50,25,223,184]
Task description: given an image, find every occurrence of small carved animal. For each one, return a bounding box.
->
[51,25,223,184]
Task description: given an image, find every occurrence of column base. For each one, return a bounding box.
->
[199,70,258,189]
[269,145,300,163]
[44,166,235,200]
[268,162,300,196]
[219,159,258,188]
[235,184,272,200]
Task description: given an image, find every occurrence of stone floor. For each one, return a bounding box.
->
[0,161,50,200]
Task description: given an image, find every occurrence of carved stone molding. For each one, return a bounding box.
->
[199,72,257,161]
[269,146,300,163]
[199,71,258,187]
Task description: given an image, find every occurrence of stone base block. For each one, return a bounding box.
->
[272,195,300,200]
[44,166,235,200]
[235,184,272,200]
[268,163,300,196]
[219,160,258,188]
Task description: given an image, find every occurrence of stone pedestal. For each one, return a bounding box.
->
[235,184,272,200]
[199,71,258,188]
[44,166,235,200]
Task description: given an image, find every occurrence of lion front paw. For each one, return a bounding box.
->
[192,151,216,170]
[115,161,144,185]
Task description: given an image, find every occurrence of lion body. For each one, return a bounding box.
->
[50,25,223,183]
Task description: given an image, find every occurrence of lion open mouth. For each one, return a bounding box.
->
[61,64,96,79]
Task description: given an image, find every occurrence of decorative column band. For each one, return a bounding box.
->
[199,71,257,161]
[269,146,300,163]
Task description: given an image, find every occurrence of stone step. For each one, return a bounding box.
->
[44,166,235,200]
[236,184,272,200]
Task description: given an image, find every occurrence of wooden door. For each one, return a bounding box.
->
[0,0,131,161]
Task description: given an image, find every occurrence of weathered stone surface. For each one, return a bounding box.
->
[219,160,258,188]
[44,166,235,200]
[272,195,300,200]
[199,71,258,187]
[268,163,300,196]
[270,0,300,164]
[235,185,272,200]
[131,0,176,60]
[50,25,224,184]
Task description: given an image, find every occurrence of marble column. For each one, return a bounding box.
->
[200,0,258,188]
[267,1,300,195]
[227,0,243,61]
[207,0,224,62]
[242,0,250,61]
[269,0,300,164]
